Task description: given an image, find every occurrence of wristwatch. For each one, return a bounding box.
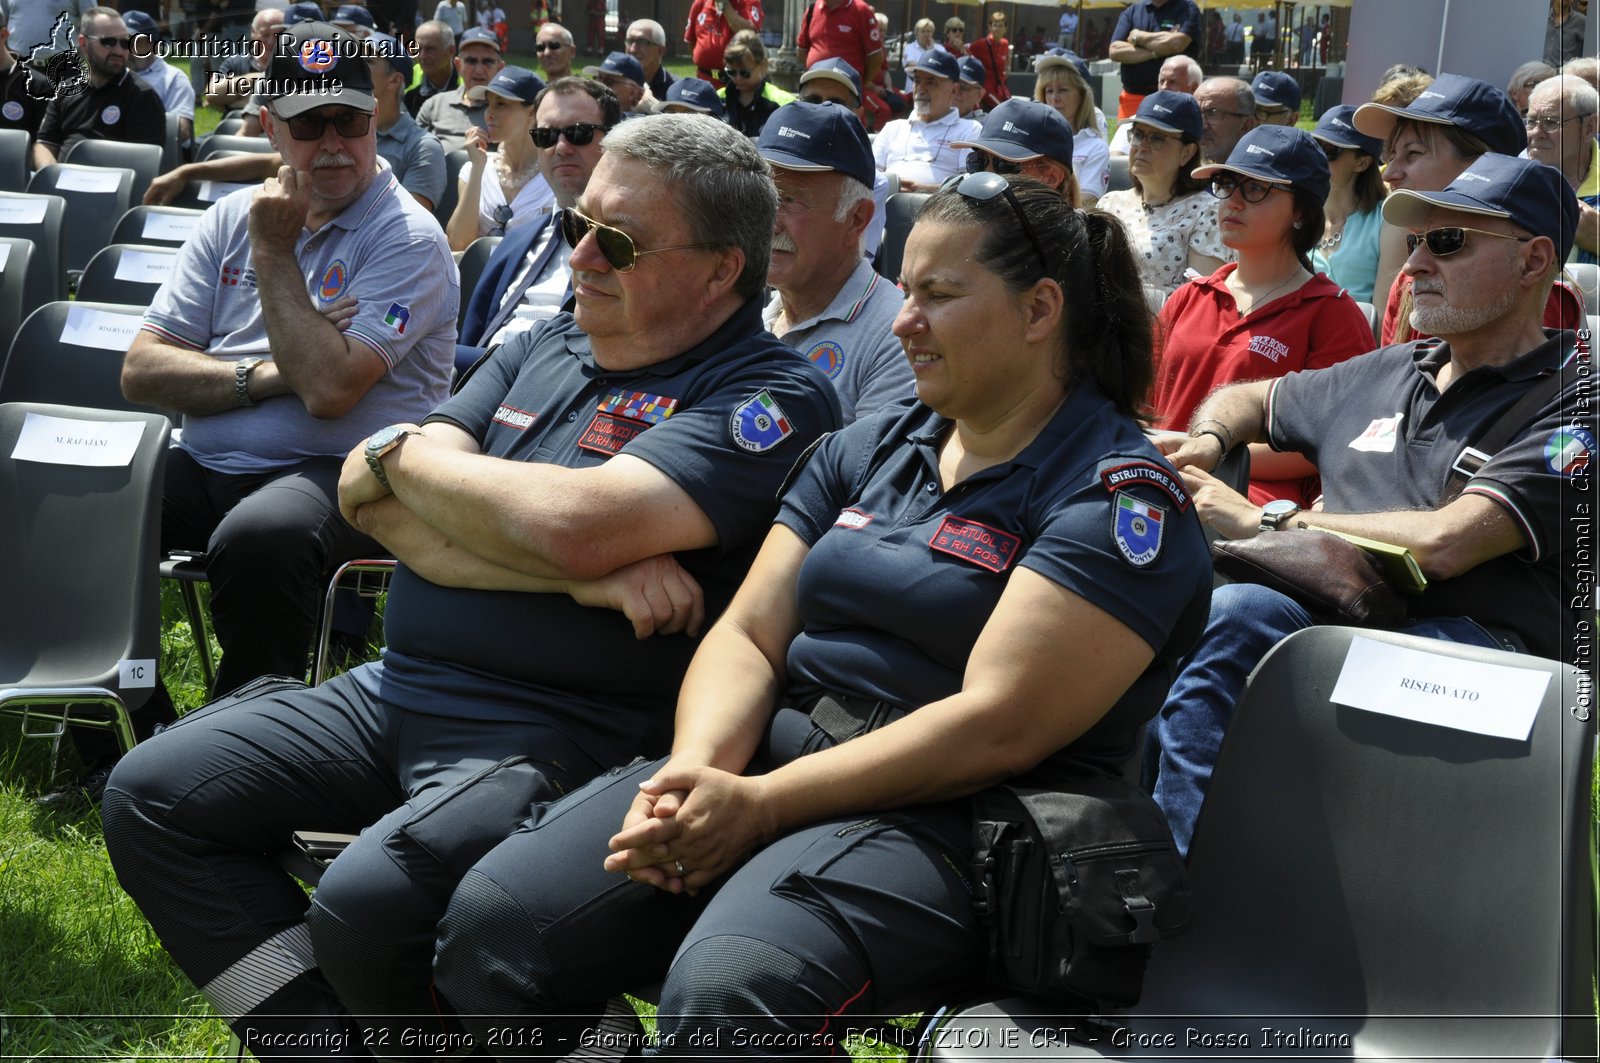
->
[1259,499,1301,532]
[364,425,414,489]
[234,357,264,407]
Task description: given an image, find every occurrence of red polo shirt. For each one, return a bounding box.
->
[796,0,883,75]
[684,0,766,74]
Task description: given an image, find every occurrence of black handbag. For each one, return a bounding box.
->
[971,774,1189,1009]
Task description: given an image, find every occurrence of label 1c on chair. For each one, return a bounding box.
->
[119,659,156,688]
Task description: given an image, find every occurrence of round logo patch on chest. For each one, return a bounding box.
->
[2,101,23,122]
[317,259,349,302]
[806,340,845,379]
[100,105,121,125]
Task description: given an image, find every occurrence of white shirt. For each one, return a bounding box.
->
[873,107,981,189]
[486,218,573,347]
[135,56,195,121]
[460,155,555,238]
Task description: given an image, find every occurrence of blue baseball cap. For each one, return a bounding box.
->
[1251,70,1300,113]
[799,57,862,102]
[1352,72,1526,157]
[466,64,543,104]
[1382,152,1579,263]
[957,55,986,87]
[914,49,960,81]
[122,9,160,37]
[364,31,413,81]
[332,5,376,31]
[1193,124,1330,202]
[1311,104,1383,159]
[283,3,324,26]
[1129,90,1203,142]
[952,98,1075,167]
[1034,47,1089,85]
[757,100,875,190]
[584,51,645,88]
[663,77,724,117]
[458,26,501,51]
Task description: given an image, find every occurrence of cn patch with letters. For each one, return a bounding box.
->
[1111,491,1164,567]
[731,390,794,452]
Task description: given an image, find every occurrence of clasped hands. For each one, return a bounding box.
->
[604,763,775,895]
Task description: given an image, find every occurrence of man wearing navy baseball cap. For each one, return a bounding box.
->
[661,76,724,117]
[584,51,650,114]
[955,54,986,120]
[416,25,503,151]
[758,100,910,422]
[1150,151,1590,856]
[1250,70,1299,126]
[872,48,980,191]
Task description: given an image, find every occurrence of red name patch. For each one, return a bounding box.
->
[928,516,1020,573]
[578,410,645,455]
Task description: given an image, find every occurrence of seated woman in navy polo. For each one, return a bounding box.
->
[428,177,1214,1057]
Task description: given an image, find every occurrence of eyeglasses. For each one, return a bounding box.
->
[560,207,721,271]
[490,204,513,235]
[1126,128,1174,148]
[93,35,133,49]
[1199,107,1249,122]
[460,55,499,66]
[1316,141,1344,161]
[532,122,606,147]
[1525,112,1590,133]
[625,35,658,46]
[280,109,373,141]
[723,67,754,80]
[533,41,567,52]
[941,171,1048,273]
[965,152,1024,176]
[1404,226,1533,257]
[1209,174,1279,203]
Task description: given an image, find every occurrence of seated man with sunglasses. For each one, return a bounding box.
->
[1147,153,1588,857]
[31,7,164,169]
[105,111,841,1057]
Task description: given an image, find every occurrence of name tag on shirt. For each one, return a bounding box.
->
[928,515,1020,573]
[578,410,645,455]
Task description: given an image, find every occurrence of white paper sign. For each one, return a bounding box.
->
[55,167,123,193]
[142,211,200,241]
[60,305,142,351]
[0,242,12,272]
[10,412,145,467]
[1330,636,1550,741]
[0,197,49,224]
[199,181,253,202]
[119,659,156,688]
[113,248,176,284]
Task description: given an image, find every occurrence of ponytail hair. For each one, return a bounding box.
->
[1075,209,1155,419]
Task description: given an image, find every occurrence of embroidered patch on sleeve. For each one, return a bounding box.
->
[1111,491,1164,567]
[928,515,1020,573]
[1099,461,1191,511]
[730,389,795,452]
[383,302,410,335]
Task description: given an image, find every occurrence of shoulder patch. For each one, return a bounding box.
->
[1545,426,1594,478]
[1111,491,1165,567]
[731,389,795,453]
[1099,460,1190,511]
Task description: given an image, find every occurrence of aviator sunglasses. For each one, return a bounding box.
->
[531,122,607,148]
[1404,226,1532,257]
[941,171,1049,272]
[559,207,720,272]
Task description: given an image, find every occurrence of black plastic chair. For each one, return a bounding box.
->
[456,234,502,333]
[76,243,179,307]
[61,139,164,205]
[918,626,1597,1061]
[434,148,470,229]
[26,163,134,276]
[0,127,29,192]
[161,111,182,174]
[0,401,172,758]
[0,302,159,414]
[0,191,66,303]
[111,205,206,249]
[877,190,930,286]
[0,236,46,343]
[1107,155,1132,194]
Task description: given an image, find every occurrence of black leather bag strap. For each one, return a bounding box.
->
[1443,359,1572,497]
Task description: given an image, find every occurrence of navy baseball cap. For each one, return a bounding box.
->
[1193,124,1330,201]
[264,22,376,117]
[663,77,724,117]
[122,9,160,37]
[800,57,862,102]
[952,98,1075,167]
[1251,70,1300,113]
[458,26,501,51]
[1352,72,1526,157]
[914,49,959,81]
[1383,152,1579,263]
[1311,104,1383,159]
[957,55,985,87]
[332,5,376,31]
[364,32,413,81]
[1035,47,1089,85]
[283,2,324,25]
[1129,90,1202,142]
[584,51,645,87]
[757,100,875,190]
[466,64,543,103]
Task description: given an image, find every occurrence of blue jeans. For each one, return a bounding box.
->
[1150,583,1505,857]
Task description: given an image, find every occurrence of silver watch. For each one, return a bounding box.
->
[234,357,264,407]
[364,425,414,489]
[1259,499,1301,532]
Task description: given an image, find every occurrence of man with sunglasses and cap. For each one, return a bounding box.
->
[32,7,165,168]
[872,48,979,193]
[584,50,652,116]
[106,111,839,1057]
[759,100,909,423]
[416,24,503,152]
[1148,152,1589,857]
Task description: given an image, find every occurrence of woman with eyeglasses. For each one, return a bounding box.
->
[718,30,795,138]
[1308,105,1387,303]
[1096,91,1230,303]
[429,174,1212,1056]
[446,66,552,252]
[1152,125,1375,508]
[1032,50,1109,203]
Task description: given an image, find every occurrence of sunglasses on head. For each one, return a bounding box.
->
[280,110,372,141]
[723,66,754,80]
[1405,226,1532,257]
[531,122,606,148]
[560,207,721,272]
[533,41,567,52]
[941,171,1048,273]
[965,152,1024,176]
[1209,173,1279,203]
[94,35,133,49]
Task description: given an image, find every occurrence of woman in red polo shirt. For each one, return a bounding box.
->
[1152,126,1375,507]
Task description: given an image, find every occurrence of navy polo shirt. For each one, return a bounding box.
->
[36,70,165,153]
[1267,330,1591,662]
[777,388,1213,769]
[377,300,842,764]
[1112,0,1201,95]
[0,61,49,140]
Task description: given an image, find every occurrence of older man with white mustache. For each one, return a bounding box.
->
[871,49,981,193]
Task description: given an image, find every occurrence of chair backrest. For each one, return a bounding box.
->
[435,148,470,228]
[877,191,930,285]
[1141,626,1595,1059]
[111,205,206,249]
[25,163,134,275]
[162,111,182,174]
[456,235,503,332]
[0,128,29,192]
[0,236,44,344]
[193,133,277,164]
[76,243,179,307]
[61,139,164,204]
[213,117,246,137]
[0,192,66,303]
[1107,153,1132,193]
[0,401,170,698]
[1005,72,1037,100]
[0,302,161,416]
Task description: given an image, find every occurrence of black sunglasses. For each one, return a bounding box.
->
[941,171,1048,273]
[1209,173,1279,203]
[723,66,754,80]
[531,122,606,148]
[1405,226,1532,257]
[1316,141,1345,161]
[533,41,567,52]
[280,110,372,141]
[490,204,513,235]
[93,35,133,49]
[560,207,720,272]
[965,152,1024,176]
